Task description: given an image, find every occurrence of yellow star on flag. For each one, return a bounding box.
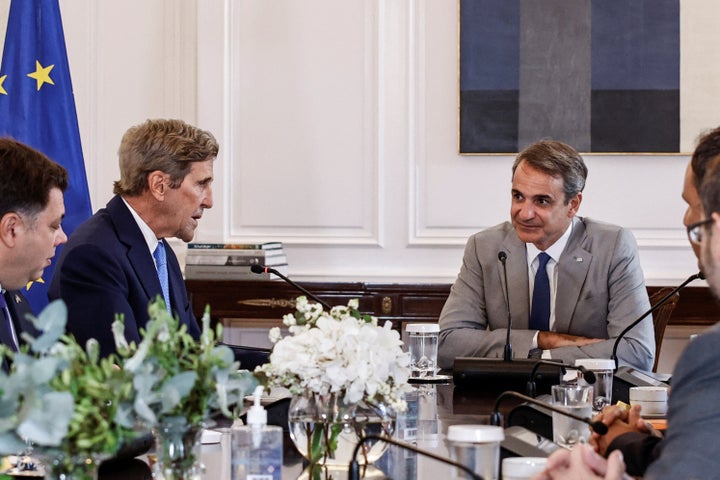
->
[27,60,55,91]
[0,75,7,95]
[26,276,45,290]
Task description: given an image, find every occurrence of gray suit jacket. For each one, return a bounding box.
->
[438,217,654,370]
[641,323,720,479]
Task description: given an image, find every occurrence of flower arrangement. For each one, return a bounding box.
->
[0,296,257,480]
[256,296,411,412]
[255,296,411,466]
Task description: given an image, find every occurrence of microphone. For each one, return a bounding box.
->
[610,271,703,371]
[490,390,608,436]
[250,264,332,310]
[348,434,484,480]
[526,360,596,398]
[499,251,513,361]
[611,271,703,403]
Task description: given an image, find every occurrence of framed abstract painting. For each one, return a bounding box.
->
[459,0,680,154]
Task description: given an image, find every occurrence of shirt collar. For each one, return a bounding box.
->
[121,197,160,253]
[526,220,574,264]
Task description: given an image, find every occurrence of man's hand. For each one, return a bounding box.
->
[590,403,658,456]
[531,443,631,480]
[537,331,604,349]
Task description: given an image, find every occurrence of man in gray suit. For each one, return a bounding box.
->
[438,140,654,370]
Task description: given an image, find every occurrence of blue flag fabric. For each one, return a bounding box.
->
[0,0,92,313]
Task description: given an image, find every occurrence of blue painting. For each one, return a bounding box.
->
[459,0,680,154]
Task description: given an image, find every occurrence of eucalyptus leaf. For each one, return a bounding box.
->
[133,397,158,425]
[0,416,16,433]
[0,433,31,455]
[16,391,73,446]
[160,372,197,412]
[27,300,67,353]
[113,405,136,429]
[26,356,63,384]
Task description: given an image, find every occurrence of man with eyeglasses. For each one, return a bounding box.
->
[687,218,713,244]
[534,127,720,480]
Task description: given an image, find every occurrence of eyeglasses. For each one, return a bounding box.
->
[687,218,714,244]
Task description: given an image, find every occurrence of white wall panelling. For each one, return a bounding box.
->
[226,0,382,245]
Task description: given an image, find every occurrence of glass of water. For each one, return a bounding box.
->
[575,358,614,413]
[405,323,439,378]
[551,384,593,448]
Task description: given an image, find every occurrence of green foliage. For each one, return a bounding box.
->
[0,300,136,459]
[0,295,257,471]
[112,297,258,430]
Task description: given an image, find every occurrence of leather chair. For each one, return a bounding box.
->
[649,287,680,372]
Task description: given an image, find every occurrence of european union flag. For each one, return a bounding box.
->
[0,0,92,312]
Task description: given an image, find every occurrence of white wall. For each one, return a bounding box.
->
[0,0,711,287]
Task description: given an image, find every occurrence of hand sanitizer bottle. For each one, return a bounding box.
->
[231,386,283,480]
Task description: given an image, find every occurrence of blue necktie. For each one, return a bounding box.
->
[153,242,172,314]
[0,293,18,351]
[529,252,551,331]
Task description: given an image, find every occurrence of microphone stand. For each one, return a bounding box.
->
[610,271,703,371]
[490,390,608,435]
[498,251,513,361]
[348,434,484,480]
[250,264,332,310]
[452,253,563,392]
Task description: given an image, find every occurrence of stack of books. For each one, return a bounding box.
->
[185,242,288,280]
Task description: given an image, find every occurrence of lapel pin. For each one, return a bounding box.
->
[575,257,583,262]
[14,294,21,303]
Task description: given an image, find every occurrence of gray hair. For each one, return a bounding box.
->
[512,140,588,203]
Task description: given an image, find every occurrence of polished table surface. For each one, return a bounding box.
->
[198,381,527,480]
[23,380,527,479]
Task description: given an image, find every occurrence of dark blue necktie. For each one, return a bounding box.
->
[529,252,551,331]
[153,241,172,314]
[0,293,19,351]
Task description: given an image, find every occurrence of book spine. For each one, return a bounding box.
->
[186,249,284,257]
[188,243,282,250]
[184,269,282,280]
[185,264,288,274]
[186,254,287,266]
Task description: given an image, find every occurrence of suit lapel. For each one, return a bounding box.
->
[554,218,591,332]
[107,196,163,303]
[4,290,38,344]
[501,230,531,328]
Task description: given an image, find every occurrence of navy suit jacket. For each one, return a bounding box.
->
[49,195,200,357]
[4,289,39,345]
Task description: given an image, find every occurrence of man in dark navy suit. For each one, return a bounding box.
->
[49,119,218,357]
[0,138,68,352]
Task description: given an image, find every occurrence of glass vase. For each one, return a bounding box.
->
[152,416,205,480]
[288,393,395,468]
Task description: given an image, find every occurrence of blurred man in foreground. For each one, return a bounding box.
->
[535,127,720,479]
